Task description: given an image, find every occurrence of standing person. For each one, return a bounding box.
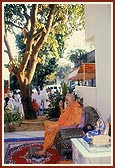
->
[47,88,54,108]
[32,99,39,116]
[35,93,83,156]
[36,90,44,116]
[42,88,51,110]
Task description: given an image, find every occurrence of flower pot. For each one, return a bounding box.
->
[4,122,21,132]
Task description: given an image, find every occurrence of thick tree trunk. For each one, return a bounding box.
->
[20,83,37,119]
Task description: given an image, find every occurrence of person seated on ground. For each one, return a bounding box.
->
[83,123,95,135]
[35,93,83,156]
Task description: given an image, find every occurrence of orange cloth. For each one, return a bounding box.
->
[58,160,73,164]
[43,101,82,150]
[58,101,82,127]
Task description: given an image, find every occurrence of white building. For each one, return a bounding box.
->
[75,3,113,123]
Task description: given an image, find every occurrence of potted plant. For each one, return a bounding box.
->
[4,107,22,132]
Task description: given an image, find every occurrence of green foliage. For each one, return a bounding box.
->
[4,108,22,125]
[15,32,61,87]
[60,81,73,100]
[55,34,65,58]
[57,65,71,79]
[4,4,85,59]
[32,57,58,87]
[4,80,8,88]
[4,4,85,34]
[45,81,74,119]
[44,92,61,119]
[4,4,27,33]
[10,74,20,91]
[15,34,26,54]
[68,49,87,63]
[4,4,85,82]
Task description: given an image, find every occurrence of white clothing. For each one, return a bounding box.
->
[42,90,50,109]
[31,92,44,107]
[5,101,14,110]
[9,97,24,116]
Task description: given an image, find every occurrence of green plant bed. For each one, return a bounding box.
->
[4,108,23,132]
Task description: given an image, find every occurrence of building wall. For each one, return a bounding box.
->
[84,4,112,121]
[75,86,97,109]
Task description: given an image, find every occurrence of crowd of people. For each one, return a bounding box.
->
[4,86,59,118]
[4,90,24,117]
[31,87,58,116]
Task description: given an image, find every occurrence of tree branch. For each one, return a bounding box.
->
[18,5,37,73]
[34,4,57,53]
[4,35,14,61]
[5,21,23,30]
[22,4,31,30]
[26,4,57,82]
[30,4,38,35]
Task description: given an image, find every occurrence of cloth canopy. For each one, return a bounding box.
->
[68,63,96,81]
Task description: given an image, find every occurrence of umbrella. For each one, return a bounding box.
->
[68,63,96,81]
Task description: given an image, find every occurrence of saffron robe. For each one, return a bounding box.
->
[43,101,83,150]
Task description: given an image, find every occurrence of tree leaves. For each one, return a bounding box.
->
[4,3,85,85]
[68,49,87,63]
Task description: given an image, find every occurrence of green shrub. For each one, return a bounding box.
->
[4,108,22,125]
[45,81,74,119]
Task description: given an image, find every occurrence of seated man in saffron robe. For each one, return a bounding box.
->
[35,93,83,156]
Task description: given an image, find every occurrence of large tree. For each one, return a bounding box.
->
[4,4,84,119]
[15,31,63,88]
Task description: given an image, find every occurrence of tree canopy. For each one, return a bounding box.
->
[4,4,85,62]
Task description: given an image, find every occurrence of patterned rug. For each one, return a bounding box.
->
[4,139,67,164]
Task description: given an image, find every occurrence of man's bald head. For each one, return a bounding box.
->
[66,93,75,100]
[65,93,75,106]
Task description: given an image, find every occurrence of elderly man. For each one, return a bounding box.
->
[35,93,83,156]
